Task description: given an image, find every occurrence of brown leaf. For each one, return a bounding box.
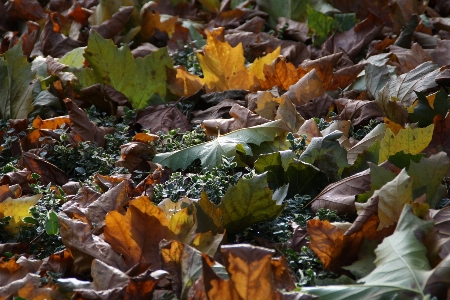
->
[300,53,342,90]
[115,142,156,173]
[311,169,371,216]
[271,256,297,291]
[297,93,335,120]
[160,240,184,297]
[284,69,325,106]
[427,40,450,67]
[58,214,127,272]
[191,99,246,125]
[0,169,32,195]
[307,215,385,272]
[276,17,309,43]
[275,96,305,132]
[64,98,114,147]
[5,0,46,22]
[125,269,163,299]
[389,43,432,74]
[40,13,84,58]
[92,6,134,39]
[337,99,384,127]
[225,31,311,66]
[67,2,92,25]
[104,196,171,270]
[322,14,384,60]
[202,104,270,136]
[134,104,191,134]
[39,249,74,278]
[21,152,69,186]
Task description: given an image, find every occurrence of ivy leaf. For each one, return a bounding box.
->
[303,205,450,299]
[72,31,173,109]
[152,120,288,170]
[0,41,37,119]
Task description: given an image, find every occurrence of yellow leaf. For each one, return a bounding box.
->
[378,124,434,163]
[196,28,253,92]
[0,194,42,234]
[169,207,196,243]
[383,117,404,135]
[248,46,281,81]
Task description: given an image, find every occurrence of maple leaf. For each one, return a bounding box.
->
[72,31,173,109]
[0,194,41,235]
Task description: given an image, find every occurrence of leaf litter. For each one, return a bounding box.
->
[1,0,450,299]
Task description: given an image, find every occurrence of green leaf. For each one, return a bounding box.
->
[256,0,309,26]
[333,13,357,32]
[408,152,450,208]
[307,5,335,47]
[365,64,391,100]
[300,130,349,179]
[0,41,36,119]
[409,89,450,127]
[153,120,288,170]
[59,47,86,68]
[303,205,450,299]
[254,150,329,198]
[356,162,396,203]
[219,173,287,234]
[45,211,59,235]
[72,31,173,109]
[22,216,39,225]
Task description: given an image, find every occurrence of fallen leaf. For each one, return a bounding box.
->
[284,69,325,106]
[0,194,41,234]
[134,104,191,134]
[378,124,434,163]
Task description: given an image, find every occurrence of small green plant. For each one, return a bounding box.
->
[155,125,206,153]
[171,44,203,77]
[287,132,308,157]
[349,119,382,140]
[16,181,66,259]
[154,156,241,204]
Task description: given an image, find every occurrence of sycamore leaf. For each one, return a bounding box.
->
[408,152,450,208]
[347,123,386,165]
[300,130,349,178]
[248,46,281,82]
[356,162,398,204]
[219,173,287,234]
[303,205,450,300]
[373,168,413,230]
[196,28,253,92]
[254,150,329,199]
[259,56,307,90]
[376,62,439,121]
[0,41,36,119]
[256,0,309,26]
[0,194,42,234]
[72,31,173,109]
[307,5,334,46]
[378,125,434,163]
[152,120,288,170]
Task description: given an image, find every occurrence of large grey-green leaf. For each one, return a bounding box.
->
[376,62,439,120]
[303,205,450,299]
[0,41,36,119]
[254,150,329,199]
[153,120,288,170]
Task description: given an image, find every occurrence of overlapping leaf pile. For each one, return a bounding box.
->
[2,0,450,299]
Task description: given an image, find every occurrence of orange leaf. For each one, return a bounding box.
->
[167,67,204,97]
[260,56,307,90]
[307,215,391,272]
[104,196,171,269]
